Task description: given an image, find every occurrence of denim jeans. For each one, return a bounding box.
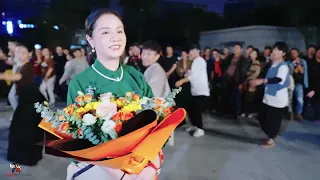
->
[294,84,304,114]
[288,87,294,112]
[39,75,56,104]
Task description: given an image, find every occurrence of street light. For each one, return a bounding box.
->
[53,25,59,30]
[6,21,13,35]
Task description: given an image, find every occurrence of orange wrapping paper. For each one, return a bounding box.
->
[38,108,186,174]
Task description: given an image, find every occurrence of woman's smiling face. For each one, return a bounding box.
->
[87,14,126,60]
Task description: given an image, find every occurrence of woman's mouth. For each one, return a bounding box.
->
[109,45,121,51]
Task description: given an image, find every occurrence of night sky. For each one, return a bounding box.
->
[165,0,228,14]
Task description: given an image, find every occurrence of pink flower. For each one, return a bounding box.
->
[96,101,117,120]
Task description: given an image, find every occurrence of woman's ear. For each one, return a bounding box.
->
[86,35,94,49]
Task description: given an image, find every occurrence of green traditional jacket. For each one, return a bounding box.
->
[67,59,154,164]
[67,59,153,105]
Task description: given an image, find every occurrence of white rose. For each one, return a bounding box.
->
[140,97,150,105]
[82,113,97,126]
[101,120,116,134]
[100,92,113,102]
[96,101,117,120]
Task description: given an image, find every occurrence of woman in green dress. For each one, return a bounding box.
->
[66,9,160,180]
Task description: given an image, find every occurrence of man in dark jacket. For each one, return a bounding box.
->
[222,43,249,118]
[306,48,320,120]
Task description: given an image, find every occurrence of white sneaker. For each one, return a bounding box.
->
[193,128,205,137]
[185,126,196,132]
[241,113,246,117]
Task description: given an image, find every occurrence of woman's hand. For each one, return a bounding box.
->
[102,155,160,180]
[175,80,184,88]
[250,79,265,88]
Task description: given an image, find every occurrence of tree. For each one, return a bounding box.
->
[119,0,158,44]
[40,0,110,47]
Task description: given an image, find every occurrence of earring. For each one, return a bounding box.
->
[91,48,95,53]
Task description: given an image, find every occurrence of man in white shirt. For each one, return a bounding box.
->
[175,44,210,137]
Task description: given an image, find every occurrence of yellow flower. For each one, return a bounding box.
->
[84,102,100,111]
[114,98,126,108]
[76,102,100,118]
[119,102,142,113]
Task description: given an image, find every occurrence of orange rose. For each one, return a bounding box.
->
[58,115,65,121]
[155,105,162,112]
[114,123,122,134]
[64,104,74,115]
[84,95,93,103]
[122,112,134,121]
[155,98,164,105]
[132,94,140,101]
[112,112,123,121]
[163,107,171,116]
[61,122,69,133]
[75,96,84,103]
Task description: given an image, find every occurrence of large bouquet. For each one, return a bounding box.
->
[34,86,186,174]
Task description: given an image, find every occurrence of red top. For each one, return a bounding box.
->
[32,56,42,75]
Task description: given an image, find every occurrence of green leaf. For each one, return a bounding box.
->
[107,130,118,140]
[72,133,77,139]
[92,139,100,145]
[89,135,97,142]
[86,132,94,139]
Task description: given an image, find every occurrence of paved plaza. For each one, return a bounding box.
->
[0,101,319,180]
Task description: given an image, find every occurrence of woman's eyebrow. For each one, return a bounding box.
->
[99,26,123,30]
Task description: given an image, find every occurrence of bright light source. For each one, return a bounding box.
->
[2,21,6,25]
[53,25,59,30]
[1,12,5,16]
[34,44,42,49]
[17,20,22,24]
[6,21,13,35]
[27,24,31,28]
[30,24,35,28]
[19,24,24,28]
[23,24,27,28]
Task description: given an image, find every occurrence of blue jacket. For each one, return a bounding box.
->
[287,59,308,88]
[265,61,290,96]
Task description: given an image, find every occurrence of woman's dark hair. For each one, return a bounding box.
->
[85,8,122,37]
[247,45,254,49]
[85,8,122,62]
[204,47,211,51]
[307,45,316,50]
[290,47,300,54]
[250,48,259,59]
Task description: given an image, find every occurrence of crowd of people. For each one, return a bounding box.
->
[1,39,320,140]
[0,8,319,179]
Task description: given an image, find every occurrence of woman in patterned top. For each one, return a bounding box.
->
[241,48,261,118]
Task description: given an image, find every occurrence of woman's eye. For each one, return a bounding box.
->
[102,32,109,34]
[118,30,123,33]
